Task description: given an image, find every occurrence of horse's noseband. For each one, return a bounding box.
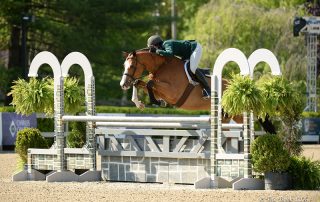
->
[124,65,137,81]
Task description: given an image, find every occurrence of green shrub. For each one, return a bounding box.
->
[37,118,55,147]
[302,111,320,118]
[67,122,86,148]
[0,106,15,112]
[95,106,209,115]
[288,156,320,190]
[251,134,290,173]
[15,128,49,163]
[37,118,54,132]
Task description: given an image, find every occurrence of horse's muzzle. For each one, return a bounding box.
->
[121,84,131,90]
[120,75,132,90]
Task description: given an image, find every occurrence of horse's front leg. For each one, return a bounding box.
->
[146,80,167,107]
[131,85,145,109]
[131,80,149,109]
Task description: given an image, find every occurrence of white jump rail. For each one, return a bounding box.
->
[62,115,211,123]
[95,122,243,129]
[95,122,209,129]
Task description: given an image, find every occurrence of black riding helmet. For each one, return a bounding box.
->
[147,35,163,48]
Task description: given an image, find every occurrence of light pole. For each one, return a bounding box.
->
[21,14,34,79]
[171,0,177,39]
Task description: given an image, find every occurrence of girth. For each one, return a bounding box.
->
[146,79,195,108]
[174,83,194,108]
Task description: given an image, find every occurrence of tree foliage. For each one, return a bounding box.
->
[182,0,307,81]
[243,0,305,9]
[0,0,160,104]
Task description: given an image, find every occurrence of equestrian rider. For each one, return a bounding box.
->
[147,35,211,99]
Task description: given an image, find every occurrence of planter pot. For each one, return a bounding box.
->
[264,172,292,190]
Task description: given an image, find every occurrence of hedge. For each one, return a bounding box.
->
[0,105,209,115]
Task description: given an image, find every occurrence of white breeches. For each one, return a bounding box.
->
[189,43,202,74]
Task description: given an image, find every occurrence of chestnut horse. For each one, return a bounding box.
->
[120,49,211,110]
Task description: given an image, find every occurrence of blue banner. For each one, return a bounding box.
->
[1,112,37,146]
[302,118,320,136]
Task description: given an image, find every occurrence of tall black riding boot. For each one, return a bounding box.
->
[194,68,211,100]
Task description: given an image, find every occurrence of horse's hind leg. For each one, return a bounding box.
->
[146,80,162,106]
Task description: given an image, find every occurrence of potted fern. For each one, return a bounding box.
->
[8,77,84,116]
[221,74,264,117]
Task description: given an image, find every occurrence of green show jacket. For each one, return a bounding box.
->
[156,40,197,60]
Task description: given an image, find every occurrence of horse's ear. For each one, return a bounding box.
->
[122,52,129,59]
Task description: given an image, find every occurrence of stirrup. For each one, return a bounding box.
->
[202,89,211,100]
[202,95,210,100]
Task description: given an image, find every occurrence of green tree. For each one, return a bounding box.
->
[244,0,305,9]
[0,0,159,105]
[182,0,307,81]
[151,0,209,39]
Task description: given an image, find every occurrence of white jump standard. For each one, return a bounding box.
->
[13,51,99,182]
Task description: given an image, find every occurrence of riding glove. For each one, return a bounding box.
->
[149,46,157,53]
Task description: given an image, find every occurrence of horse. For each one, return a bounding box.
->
[120,49,211,111]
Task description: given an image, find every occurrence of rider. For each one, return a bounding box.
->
[147,35,210,99]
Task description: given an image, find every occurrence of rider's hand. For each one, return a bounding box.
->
[149,46,157,53]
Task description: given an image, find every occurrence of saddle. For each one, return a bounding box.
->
[184,60,211,86]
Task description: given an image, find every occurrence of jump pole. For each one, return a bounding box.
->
[62,115,210,123]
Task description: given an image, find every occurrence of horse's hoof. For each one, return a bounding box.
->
[160,100,167,107]
[138,102,145,109]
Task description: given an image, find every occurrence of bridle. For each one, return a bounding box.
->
[124,57,138,81]
[123,52,148,86]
